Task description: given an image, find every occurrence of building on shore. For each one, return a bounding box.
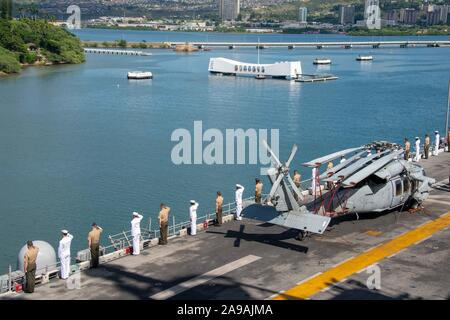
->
[219,0,240,21]
[399,8,417,25]
[339,5,355,25]
[298,7,307,24]
[426,5,449,25]
[386,9,399,22]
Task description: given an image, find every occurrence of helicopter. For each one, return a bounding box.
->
[241,140,436,240]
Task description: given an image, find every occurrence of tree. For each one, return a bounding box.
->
[0,0,13,19]
[117,39,127,48]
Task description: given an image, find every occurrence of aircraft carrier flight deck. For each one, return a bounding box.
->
[1,152,449,300]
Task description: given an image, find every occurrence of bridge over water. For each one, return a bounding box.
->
[84,48,152,56]
[170,40,450,49]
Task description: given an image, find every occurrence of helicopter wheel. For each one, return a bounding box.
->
[295,230,308,241]
[409,199,419,209]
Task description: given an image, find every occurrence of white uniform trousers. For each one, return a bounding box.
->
[235,204,243,220]
[191,214,197,235]
[434,142,439,155]
[414,149,420,162]
[133,234,140,255]
[60,255,71,279]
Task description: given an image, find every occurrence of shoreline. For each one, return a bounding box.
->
[0,61,80,78]
[83,26,450,37]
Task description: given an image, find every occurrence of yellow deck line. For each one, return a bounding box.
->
[272,212,450,300]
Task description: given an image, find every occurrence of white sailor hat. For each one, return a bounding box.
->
[236,184,243,188]
[61,229,68,234]
[415,137,419,140]
[435,130,439,133]
[133,211,140,216]
[190,200,196,204]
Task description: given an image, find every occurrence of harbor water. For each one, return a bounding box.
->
[0,30,449,272]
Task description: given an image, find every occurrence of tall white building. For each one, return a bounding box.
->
[219,0,240,21]
[298,7,307,23]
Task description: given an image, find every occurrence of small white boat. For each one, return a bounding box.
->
[356,55,373,61]
[127,71,153,79]
[313,58,332,65]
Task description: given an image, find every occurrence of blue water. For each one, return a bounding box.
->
[0,29,449,271]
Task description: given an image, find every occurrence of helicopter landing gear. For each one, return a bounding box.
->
[295,230,309,241]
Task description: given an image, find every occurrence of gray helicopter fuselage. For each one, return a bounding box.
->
[305,159,433,214]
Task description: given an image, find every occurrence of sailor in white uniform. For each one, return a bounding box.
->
[58,230,73,280]
[131,212,143,255]
[414,137,421,162]
[433,131,440,156]
[311,167,318,196]
[189,200,199,235]
[235,184,244,221]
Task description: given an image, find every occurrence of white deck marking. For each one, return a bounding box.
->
[150,255,261,300]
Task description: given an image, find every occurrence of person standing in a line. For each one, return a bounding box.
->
[215,192,223,226]
[424,134,430,159]
[23,241,39,293]
[88,223,103,268]
[447,128,450,152]
[326,162,334,190]
[158,204,170,245]
[311,167,319,196]
[255,179,263,204]
[293,170,301,187]
[414,137,421,162]
[131,212,143,255]
[327,162,334,171]
[293,170,301,200]
[58,230,73,280]
[189,200,199,235]
[340,156,346,164]
[434,131,440,156]
[404,138,411,160]
[235,184,244,221]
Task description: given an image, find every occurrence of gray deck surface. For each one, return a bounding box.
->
[3,152,449,300]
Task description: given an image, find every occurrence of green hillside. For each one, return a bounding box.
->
[0,18,85,75]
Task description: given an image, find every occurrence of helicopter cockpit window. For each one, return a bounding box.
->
[395,180,402,196]
[403,177,410,193]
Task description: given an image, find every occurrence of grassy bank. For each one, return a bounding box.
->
[0,18,85,75]
[0,46,20,74]
[82,40,172,49]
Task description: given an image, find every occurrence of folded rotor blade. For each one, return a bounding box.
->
[263,139,282,168]
[318,150,367,180]
[285,144,298,168]
[302,147,364,167]
[268,173,284,200]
